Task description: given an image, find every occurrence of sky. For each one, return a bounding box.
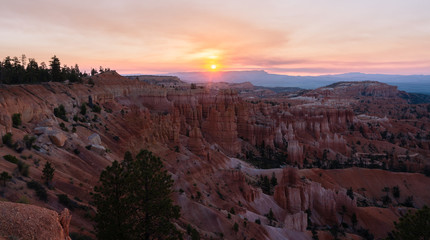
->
[1,0,430,75]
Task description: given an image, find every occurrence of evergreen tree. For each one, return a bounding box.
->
[42,162,55,186]
[49,55,63,81]
[351,213,358,229]
[93,150,181,240]
[93,160,132,240]
[270,172,278,187]
[387,205,430,240]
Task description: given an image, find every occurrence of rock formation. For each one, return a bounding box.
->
[0,202,71,240]
[0,72,429,239]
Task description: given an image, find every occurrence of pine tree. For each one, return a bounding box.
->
[387,206,430,239]
[93,160,132,240]
[93,150,181,240]
[49,55,63,81]
[42,162,55,186]
[270,172,278,187]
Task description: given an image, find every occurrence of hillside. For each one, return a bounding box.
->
[169,71,430,95]
[0,72,429,239]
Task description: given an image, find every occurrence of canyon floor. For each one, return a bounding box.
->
[1,71,429,240]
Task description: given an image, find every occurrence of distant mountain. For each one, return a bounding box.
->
[167,71,430,94]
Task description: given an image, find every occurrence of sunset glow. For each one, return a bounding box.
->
[0,0,429,75]
[211,65,217,70]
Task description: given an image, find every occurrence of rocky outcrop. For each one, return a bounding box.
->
[274,168,356,230]
[48,130,67,147]
[187,127,207,158]
[0,201,71,240]
[88,133,101,145]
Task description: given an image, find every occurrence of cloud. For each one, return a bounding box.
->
[0,0,429,74]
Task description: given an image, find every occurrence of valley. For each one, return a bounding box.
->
[0,71,429,239]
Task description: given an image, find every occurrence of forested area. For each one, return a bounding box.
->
[0,55,109,84]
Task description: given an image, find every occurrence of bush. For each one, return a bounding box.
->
[80,103,87,115]
[4,154,19,164]
[12,113,22,128]
[347,187,354,200]
[27,180,47,202]
[59,122,69,132]
[191,228,200,240]
[57,194,79,210]
[2,133,13,147]
[54,104,67,121]
[402,196,414,208]
[23,135,37,149]
[0,171,12,186]
[18,196,30,204]
[392,186,400,199]
[70,232,94,240]
[233,222,239,232]
[92,105,101,113]
[230,207,235,215]
[17,160,29,177]
[255,219,261,225]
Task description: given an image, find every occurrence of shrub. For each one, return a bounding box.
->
[230,207,235,215]
[17,160,30,177]
[12,113,22,128]
[402,196,414,208]
[57,194,79,210]
[59,122,68,132]
[18,196,30,204]
[392,186,400,199]
[4,154,19,164]
[233,222,239,232]
[92,105,101,113]
[347,187,354,200]
[255,219,261,225]
[0,171,12,186]
[27,180,47,201]
[23,135,37,149]
[54,104,67,121]
[70,232,94,240]
[2,133,13,148]
[80,103,87,115]
[191,228,200,240]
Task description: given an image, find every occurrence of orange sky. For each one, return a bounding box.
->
[1,0,430,75]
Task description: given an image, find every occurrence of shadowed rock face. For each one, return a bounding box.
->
[0,202,71,240]
[0,72,429,239]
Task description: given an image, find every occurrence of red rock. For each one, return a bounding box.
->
[0,201,71,240]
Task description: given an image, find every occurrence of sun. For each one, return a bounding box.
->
[211,64,217,70]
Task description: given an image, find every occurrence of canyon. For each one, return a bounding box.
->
[0,71,429,239]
